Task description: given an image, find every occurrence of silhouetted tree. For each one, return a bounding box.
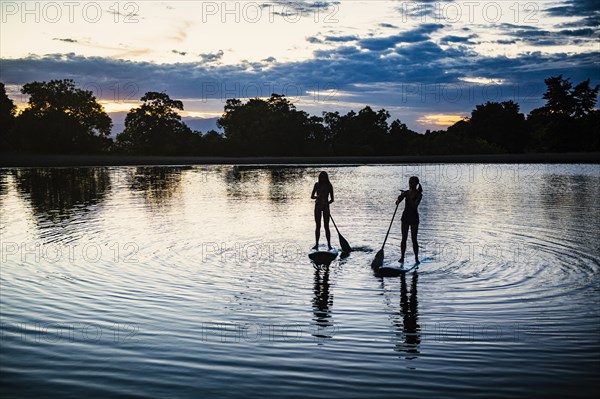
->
[6,75,597,157]
[304,115,331,155]
[540,75,599,117]
[11,79,112,153]
[408,120,501,155]
[116,92,201,155]
[572,79,600,118]
[578,110,600,151]
[528,75,599,152]
[386,119,420,155]
[324,106,390,155]
[527,108,573,152]
[541,75,575,116]
[201,130,226,155]
[217,94,313,155]
[0,82,16,150]
[468,101,530,152]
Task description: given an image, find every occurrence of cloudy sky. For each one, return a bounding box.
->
[1,0,598,132]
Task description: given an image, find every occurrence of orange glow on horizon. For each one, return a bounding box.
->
[416,114,467,129]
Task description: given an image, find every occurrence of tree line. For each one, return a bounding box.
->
[1,76,598,156]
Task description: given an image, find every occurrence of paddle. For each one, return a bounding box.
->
[371,201,400,268]
[330,214,352,253]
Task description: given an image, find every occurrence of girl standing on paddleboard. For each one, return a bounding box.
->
[396,176,423,264]
[311,171,334,250]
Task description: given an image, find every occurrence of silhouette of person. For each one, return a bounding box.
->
[311,171,334,250]
[396,176,423,264]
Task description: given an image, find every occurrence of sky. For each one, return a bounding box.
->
[1,0,599,133]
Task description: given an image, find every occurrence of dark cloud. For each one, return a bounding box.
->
[199,50,224,63]
[323,35,359,42]
[358,23,445,51]
[546,0,600,16]
[395,0,454,20]
[557,28,596,37]
[394,41,471,65]
[439,35,477,45]
[379,23,398,29]
[559,14,600,28]
[307,33,359,44]
[53,38,78,43]
[1,44,598,129]
[496,19,598,47]
[510,26,598,46]
[264,1,340,17]
[2,48,597,97]
[106,8,139,18]
[543,1,600,31]
[172,50,187,56]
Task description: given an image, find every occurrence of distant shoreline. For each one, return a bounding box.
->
[1,152,599,167]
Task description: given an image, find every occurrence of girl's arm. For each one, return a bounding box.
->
[329,186,334,204]
[311,183,318,199]
[396,191,406,205]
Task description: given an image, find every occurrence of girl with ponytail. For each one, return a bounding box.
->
[311,171,334,250]
[396,176,423,264]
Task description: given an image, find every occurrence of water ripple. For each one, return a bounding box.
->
[1,165,599,398]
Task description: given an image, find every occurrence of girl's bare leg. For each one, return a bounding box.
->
[314,208,321,249]
[323,209,332,249]
[400,222,409,262]
[411,223,419,264]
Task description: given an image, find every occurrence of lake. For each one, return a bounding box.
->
[1,164,599,398]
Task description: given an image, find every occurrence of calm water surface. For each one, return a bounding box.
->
[1,164,599,398]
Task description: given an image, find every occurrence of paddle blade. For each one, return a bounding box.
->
[371,249,384,268]
[338,234,352,253]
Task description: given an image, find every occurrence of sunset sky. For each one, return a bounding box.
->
[1,0,598,132]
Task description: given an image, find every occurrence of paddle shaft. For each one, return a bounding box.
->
[330,214,352,252]
[330,214,340,233]
[381,201,400,250]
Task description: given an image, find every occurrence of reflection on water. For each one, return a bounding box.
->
[312,264,334,340]
[222,166,307,204]
[398,272,420,358]
[127,167,186,207]
[379,270,420,360]
[0,164,599,398]
[268,168,306,203]
[10,168,111,244]
[223,166,261,199]
[13,168,111,222]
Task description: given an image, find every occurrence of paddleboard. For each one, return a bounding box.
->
[377,261,419,276]
[308,245,339,265]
